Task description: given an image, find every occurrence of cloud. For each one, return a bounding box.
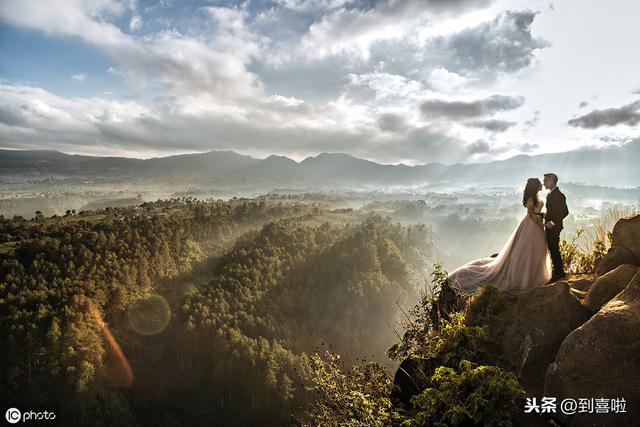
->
[0,98,92,134]
[598,135,636,144]
[340,72,424,104]
[464,119,517,132]
[107,66,124,76]
[294,9,547,119]
[71,73,87,82]
[419,94,525,119]
[252,7,544,108]
[129,15,142,31]
[518,142,539,152]
[426,68,466,92]
[0,80,471,164]
[523,110,540,130]
[0,1,267,103]
[0,0,131,48]
[466,139,491,154]
[0,1,564,163]
[567,100,640,128]
[290,0,494,61]
[0,81,150,138]
[376,112,409,133]
[422,10,549,82]
[465,139,534,157]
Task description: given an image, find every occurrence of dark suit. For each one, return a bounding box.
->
[545,187,569,277]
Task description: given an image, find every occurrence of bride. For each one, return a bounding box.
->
[448,178,553,294]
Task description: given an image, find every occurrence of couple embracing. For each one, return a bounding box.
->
[449,173,569,294]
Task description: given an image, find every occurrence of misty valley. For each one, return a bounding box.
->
[3,0,640,424]
[2,176,639,425]
[1,196,437,425]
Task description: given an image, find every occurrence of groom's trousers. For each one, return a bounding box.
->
[546,226,565,277]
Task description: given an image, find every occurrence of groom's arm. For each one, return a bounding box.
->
[544,197,555,228]
[560,192,569,220]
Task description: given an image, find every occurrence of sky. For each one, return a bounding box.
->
[0,0,639,164]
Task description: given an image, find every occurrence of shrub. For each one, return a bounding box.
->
[560,227,608,274]
[406,359,525,427]
[387,263,465,362]
[301,264,526,426]
[297,350,401,426]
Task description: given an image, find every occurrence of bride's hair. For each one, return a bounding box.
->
[522,178,542,207]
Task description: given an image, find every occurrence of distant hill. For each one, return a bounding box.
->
[1,139,638,189]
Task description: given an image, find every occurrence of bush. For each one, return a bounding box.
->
[407,359,524,427]
[297,349,401,426]
[387,263,465,362]
[560,227,609,274]
[302,264,526,426]
[390,268,525,425]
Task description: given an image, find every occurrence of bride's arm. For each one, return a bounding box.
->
[526,199,543,224]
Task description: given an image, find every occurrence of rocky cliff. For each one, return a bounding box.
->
[392,214,640,426]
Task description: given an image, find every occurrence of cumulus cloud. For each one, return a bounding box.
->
[340,72,424,104]
[424,10,549,82]
[0,98,93,135]
[330,8,550,96]
[0,0,131,48]
[71,73,87,82]
[0,0,574,163]
[0,80,470,164]
[419,95,525,119]
[290,0,494,61]
[567,100,640,128]
[426,68,467,92]
[0,0,267,103]
[0,81,150,139]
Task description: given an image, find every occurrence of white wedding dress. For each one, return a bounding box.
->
[448,199,553,294]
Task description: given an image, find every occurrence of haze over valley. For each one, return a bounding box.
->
[2,0,640,425]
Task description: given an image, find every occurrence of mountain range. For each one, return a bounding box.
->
[1,139,638,190]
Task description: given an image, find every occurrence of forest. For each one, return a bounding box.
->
[0,197,435,426]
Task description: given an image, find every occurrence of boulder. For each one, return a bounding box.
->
[567,277,594,292]
[544,270,640,426]
[569,288,587,301]
[584,264,639,312]
[611,214,640,259]
[502,281,590,395]
[595,246,637,278]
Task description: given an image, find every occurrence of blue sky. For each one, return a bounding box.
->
[0,0,639,163]
[0,24,119,97]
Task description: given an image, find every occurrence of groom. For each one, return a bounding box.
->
[543,173,569,282]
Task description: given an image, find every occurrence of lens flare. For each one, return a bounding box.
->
[127,294,171,336]
[76,295,134,388]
